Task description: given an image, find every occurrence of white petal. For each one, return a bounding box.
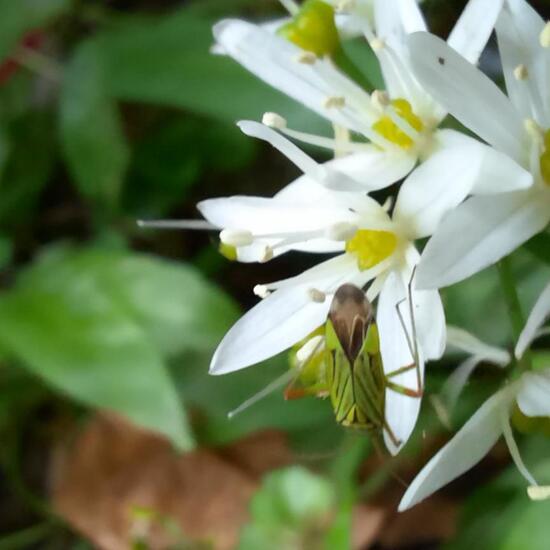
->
[416,190,550,290]
[434,129,533,194]
[398,387,514,511]
[374,0,426,56]
[378,271,424,455]
[214,20,372,134]
[239,121,377,191]
[326,148,416,192]
[210,258,353,374]
[517,369,550,417]
[408,32,525,163]
[394,144,485,239]
[402,247,447,361]
[372,0,429,109]
[441,356,484,412]
[497,0,550,125]
[447,0,503,64]
[446,326,510,365]
[198,195,355,236]
[516,282,550,359]
[239,121,322,180]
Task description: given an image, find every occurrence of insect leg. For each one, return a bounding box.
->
[382,419,402,448]
[394,267,422,394]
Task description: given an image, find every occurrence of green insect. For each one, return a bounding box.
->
[286,283,423,448]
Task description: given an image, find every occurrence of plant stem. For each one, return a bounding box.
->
[497,257,532,371]
[497,257,525,342]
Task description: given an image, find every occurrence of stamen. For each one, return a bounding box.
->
[370,38,385,51]
[501,408,538,486]
[278,0,299,15]
[262,112,287,129]
[323,96,346,109]
[278,125,370,153]
[371,89,390,111]
[335,0,356,13]
[540,22,550,48]
[219,229,254,247]
[325,221,358,241]
[523,118,543,142]
[294,51,317,65]
[527,486,550,501]
[307,288,327,303]
[137,219,215,230]
[513,64,529,81]
[296,335,325,364]
[260,246,274,263]
[253,284,271,299]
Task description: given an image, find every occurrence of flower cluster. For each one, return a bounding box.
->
[143,0,550,508]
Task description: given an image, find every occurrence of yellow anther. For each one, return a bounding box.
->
[372,98,423,149]
[324,96,346,109]
[345,229,397,270]
[539,129,550,186]
[278,0,340,58]
[513,64,528,80]
[540,22,550,48]
[219,242,237,261]
[295,51,317,64]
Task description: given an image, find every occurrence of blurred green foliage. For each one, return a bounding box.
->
[0,0,548,548]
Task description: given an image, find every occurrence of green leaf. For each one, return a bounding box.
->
[0,0,71,61]
[60,40,130,211]
[19,245,239,357]
[0,245,238,449]
[96,11,328,132]
[238,467,334,549]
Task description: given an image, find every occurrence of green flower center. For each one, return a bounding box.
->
[372,99,424,149]
[345,229,397,271]
[278,0,339,58]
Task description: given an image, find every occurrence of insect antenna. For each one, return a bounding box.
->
[395,267,422,391]
[227,369,297,419]
[227,334,325,418]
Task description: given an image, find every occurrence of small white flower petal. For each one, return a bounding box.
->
[516,282,550,359]
[517,369,550,417]
[434,129,533,194]
[398,387,514,511]
[325,148,417,192]
[402,247,446,361]
[214,20,369,133]
[408,32,525,163]
[378,271,424,455]
[239,121,375,191]
[446,326,510,366]
[416,190,550,290]
[447,0,503,64]
[497,3,549,125]
[210,256,357,374]
[441,356,484,412]
[393,144,485,239]
[198,195,354,238]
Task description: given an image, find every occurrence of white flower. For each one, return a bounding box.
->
[408,0,550,290]
[176,115,519,454]
[213,0,522,196]
[399,281,550,511]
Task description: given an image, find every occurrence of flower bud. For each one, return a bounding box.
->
[278,0,340,58]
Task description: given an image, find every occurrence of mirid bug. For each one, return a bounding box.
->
[285,282,423,448]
